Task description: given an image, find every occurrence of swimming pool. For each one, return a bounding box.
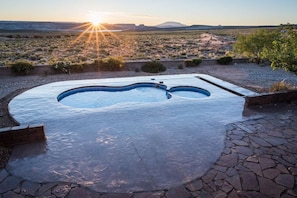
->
[58,83,211,108]
[8,74,256,193]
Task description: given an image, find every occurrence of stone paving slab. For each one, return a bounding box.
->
[1,105,297,197]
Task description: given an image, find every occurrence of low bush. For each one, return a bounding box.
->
[184,58,202,67]
[141,60,166,73]
[269,80,295,92]
[51,61,70,73]
[184,60,194,67]
[178,64,184,69]
[10,61,34,75]
[217,56,233,65]
[192,58,202,65]
[52,62,87,73]
[135,68,140,72]
[70,64,85,72]
[96,57,124,71]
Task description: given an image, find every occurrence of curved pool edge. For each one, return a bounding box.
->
[57,82,211,109]
[57,82,168,101]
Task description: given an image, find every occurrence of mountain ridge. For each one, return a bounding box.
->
[0,21,281,32]
[155,21,187,28]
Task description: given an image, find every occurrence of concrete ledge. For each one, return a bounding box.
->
[244,90,297,107]
[0,124,46,147]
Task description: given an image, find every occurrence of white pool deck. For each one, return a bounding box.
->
[8,74,256,193]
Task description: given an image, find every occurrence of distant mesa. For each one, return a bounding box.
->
[0,21,134,32]
[155,21,187,28]
[0,21,281,32]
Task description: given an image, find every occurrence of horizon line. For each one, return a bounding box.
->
[0,20,286,27]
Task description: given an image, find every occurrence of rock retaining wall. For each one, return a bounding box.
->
[0,124,46,147]
[245,90,297,107]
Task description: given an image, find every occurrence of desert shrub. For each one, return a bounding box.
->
[78,56,87,62]
[141,60,166,73]
[233,29,278,64]
[269,80,295,92]
[178,64,184,69]
[10,61,34,75]
[262,24,297,74]
[52,62,85,73]
[70,64,85,72]
[93,59,100,66]
[184,58,202,67]
[217,56,233,65]
[51,61,70,73]
[184,60,194,67]
[135,68,140,72]
[96,57,124,71]
[192,58,202,65]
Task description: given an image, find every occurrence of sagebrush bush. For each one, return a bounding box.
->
[178,64,184,69]
[135,68,140,72]
[184,58,202,67]
[51,61,70,73]
[10,61,34,75]
[269,80,295,92]
[192,58,202,65]
[97,57,124,71]
[217,56,233,65]
[70,64,85,72]
[141,60,166,73]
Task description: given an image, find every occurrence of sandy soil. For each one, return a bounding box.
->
[0,32,234,66]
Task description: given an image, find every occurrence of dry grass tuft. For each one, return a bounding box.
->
[269,80,296,92]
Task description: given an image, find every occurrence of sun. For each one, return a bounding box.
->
[71,11,121,61]
[90,17,101,27]
[88,12,102,27]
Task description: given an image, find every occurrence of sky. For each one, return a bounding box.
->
[0,0,296,26]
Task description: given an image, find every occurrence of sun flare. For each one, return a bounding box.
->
[90,17,101,27]
[69,11,121,63]
[88,11,102,27]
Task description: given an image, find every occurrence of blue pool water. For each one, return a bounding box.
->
[58,83,211,108]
